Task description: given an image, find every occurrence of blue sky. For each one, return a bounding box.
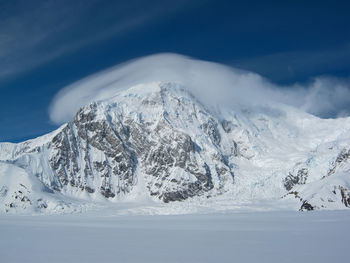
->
[1,0,350,142]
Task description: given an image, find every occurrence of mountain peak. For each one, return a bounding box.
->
[1,81,350,214]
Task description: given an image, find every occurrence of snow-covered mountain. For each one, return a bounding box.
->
[1,82,350,213]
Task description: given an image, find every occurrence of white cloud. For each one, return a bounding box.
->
[296,77,350,118]
[49,53,350,124]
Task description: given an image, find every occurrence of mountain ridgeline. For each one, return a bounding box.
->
[1,82,350,213]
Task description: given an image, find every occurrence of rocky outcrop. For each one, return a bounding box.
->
[284,168,308,191]
[334,186,350,207]
[327,149,350,177]
[49,104,137,198]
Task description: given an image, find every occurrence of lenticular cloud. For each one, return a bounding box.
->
[49,53,350,124]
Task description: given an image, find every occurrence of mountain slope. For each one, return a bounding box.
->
[1,82,350,213]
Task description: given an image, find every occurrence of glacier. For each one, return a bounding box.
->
[1,210,349,263]
[1,81,350,214]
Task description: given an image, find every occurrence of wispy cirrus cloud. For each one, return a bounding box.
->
[0,0,190,80]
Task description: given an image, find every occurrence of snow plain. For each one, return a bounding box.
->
[1,209,349,263]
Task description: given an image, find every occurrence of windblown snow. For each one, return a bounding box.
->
[1,81,350,214]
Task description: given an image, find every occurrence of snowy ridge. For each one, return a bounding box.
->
[1,82,350,214]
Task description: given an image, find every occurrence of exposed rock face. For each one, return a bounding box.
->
[284,168,308,191]
[334,186,350,208]
[3,83,235,206]
[49,104,137,198]
[300,200,314,211]
[327,149,350,177]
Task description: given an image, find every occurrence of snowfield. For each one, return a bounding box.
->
[1,210,349,263]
